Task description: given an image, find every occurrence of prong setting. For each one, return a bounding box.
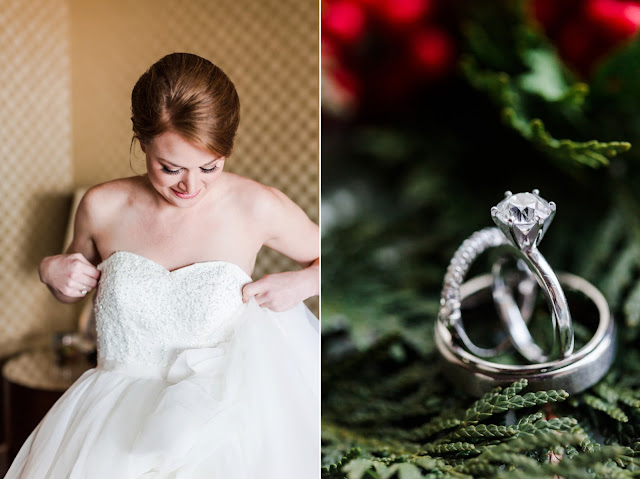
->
[492,190,555,250]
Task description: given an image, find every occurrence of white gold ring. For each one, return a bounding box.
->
[439,190,574,362]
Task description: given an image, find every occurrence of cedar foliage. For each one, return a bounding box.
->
[322,1,640,477]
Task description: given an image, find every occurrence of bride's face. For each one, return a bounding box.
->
[143,130,226,207]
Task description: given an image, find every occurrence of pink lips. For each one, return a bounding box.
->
[171,188,200,199]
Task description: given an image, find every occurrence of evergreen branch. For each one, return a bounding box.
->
[535,446,634,479]
[456,461,499,478]
[462,452,544,478]
[421,441,478,456]
[321,421,417,455]
[342,458,381,479]
[461,57,630,169]
[594,382,621,404]
[517,417,578,435]
[482,427,589,457]
[528,119,630,167]
[406,417,462,441]
[445,424,517,442]
[463,385,568,424]
[615,388,640,409]
[515,411,544,428]
[462,379,528,423]
[322,448,362,479]
[590,462,636,479]
[582,394,629,423]
[569,421,601,453]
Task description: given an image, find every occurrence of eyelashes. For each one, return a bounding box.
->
[161,166,218,175]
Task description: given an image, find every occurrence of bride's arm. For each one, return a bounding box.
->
[241,186,319,312]
[39,188,102,304]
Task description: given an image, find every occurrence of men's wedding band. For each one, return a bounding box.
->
[439,190,573,362]
[435,273,616,396]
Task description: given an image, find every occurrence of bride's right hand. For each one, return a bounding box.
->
[39,253,101,303]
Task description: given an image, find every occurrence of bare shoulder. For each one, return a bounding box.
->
[220,174,317,263]
[221,172,294,216]
[78,176,149,231]
[81,176,145,214]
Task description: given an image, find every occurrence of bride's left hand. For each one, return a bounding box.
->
[242,267,316,312]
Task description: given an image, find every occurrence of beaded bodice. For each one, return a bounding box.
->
[94,251,251,368]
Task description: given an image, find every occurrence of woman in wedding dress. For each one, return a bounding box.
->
[5,52,319,478]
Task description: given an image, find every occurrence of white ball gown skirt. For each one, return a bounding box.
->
[5,252,319,478]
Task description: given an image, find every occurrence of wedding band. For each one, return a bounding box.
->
[439,190,574,361]
[435,273,615,396]
[81,288,87,295]
[492,256,545,362]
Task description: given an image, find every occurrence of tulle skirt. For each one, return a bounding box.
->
[5,300,319,478]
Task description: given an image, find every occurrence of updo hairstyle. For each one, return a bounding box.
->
[131,52,240,157]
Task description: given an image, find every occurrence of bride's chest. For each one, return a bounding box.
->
[97,210,259,273]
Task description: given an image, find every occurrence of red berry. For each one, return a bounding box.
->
[410,27,456,78]
[323,1,367,45]
[586,0,640,41]
[379,0,434,28]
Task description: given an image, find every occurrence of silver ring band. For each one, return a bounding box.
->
[492,256,546,362]
[435,273,616,396]
[439,225,574,361]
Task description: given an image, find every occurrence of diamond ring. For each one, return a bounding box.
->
[438,190,574,362]
[491,190,573,361]
[81,288,87,295]
[435,273,615,395]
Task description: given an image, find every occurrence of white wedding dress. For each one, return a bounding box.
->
[5,251,319,478]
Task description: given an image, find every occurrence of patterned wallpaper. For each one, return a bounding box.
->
[0,0,318,350]
[0,0,75,354]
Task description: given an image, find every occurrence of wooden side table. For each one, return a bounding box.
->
[2,349,92,463]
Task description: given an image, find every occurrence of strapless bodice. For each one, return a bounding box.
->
[94,251,252,369]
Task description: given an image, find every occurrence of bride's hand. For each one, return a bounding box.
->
[39,253,101,303]
[242,270,310,312]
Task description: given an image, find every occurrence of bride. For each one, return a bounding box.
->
[5,53,319,478]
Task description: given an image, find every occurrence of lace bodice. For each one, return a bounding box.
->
[94,251,251,368]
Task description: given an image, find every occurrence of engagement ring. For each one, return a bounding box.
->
[439,190,573,362]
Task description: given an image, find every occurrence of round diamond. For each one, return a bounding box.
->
[493,191,554,248]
